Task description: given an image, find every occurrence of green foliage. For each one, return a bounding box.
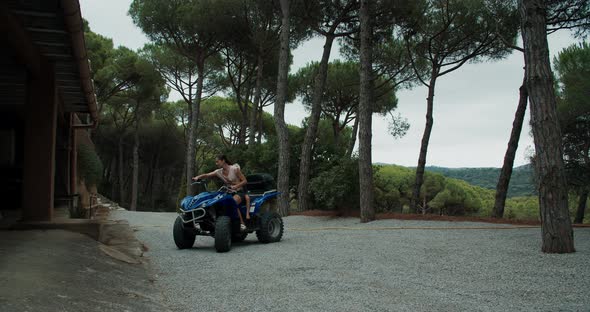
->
[292,59,399,119]
[387,112,410,139]
[374,165,413,212]
[426,165,536,197]
[88,0,570,219]
[555,42,590,116]
[84,23,137,104]
[372,164,583,220]
[129,0,245,64]
[546,1,590,38]
[200,97,246,146]
[312,118,353,161]
[555,42,590,189]
[84,29,114,77]
[403,0,517,88]
[309,157,360,211]
[383,164,587,221]
[503,196,539,220]
[429,178,485,215]
[371,164,537,218]
[420,171,446,203]
[94,115,185,211]
[197,96,276,150]
[85,27,164,108]
[77,143,103,187]
[428,0,514,58]
[291,60,403,161]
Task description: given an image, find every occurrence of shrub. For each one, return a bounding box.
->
[309,157,359,211]
[77,143,103,187]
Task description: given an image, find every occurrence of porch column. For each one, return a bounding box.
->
[22,62,57,221]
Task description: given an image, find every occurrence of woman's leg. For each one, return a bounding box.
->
[245,195,251,220]
[233,194,245,226]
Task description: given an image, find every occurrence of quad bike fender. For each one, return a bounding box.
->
[250,191,280,214]
[180,192,219,211]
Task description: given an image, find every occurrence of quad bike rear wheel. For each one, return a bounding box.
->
[256,212,284,243]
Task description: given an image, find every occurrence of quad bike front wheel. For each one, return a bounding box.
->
[173,216,196,249]
[256,212,284,243]
[214,216,232,252]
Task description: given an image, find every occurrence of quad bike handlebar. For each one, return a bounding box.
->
[218,185,237,193]
[190,179,210,192]
[191,179,240,194]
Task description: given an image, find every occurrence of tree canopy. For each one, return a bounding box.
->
[82,0,589,229]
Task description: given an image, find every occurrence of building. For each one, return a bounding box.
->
[1,0,97,221]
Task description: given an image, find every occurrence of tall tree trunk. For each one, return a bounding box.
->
[359,0,374,223]
[493,75,528,218]
[574,190,588,224]
[179,163,187,200]
[346,113,359,158]
[250,52,264,146]
[332,120,341,150]
[144,151,157,207]
[143,154,153,195]
[151,151,160,211]
[103,157,111,186]
[110,155,117,201]
[130,103,140,211]
[240,90,249,146]
[519,0,574,253]
[118,136,125,206]
[296,34,335,212]
[411,74,437,213]
[274,0,291,217]
[257,105,264,144]
[186,59,204,196]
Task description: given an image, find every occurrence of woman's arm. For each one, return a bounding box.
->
[232,167,248,189]
[192,170,217,181]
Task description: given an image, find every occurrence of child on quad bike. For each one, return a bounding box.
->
[192,154,251,231]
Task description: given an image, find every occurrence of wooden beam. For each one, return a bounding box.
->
[9,9,57,18]
[0,4,42,76]
[26,27,67,34]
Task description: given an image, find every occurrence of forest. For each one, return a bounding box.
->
[76,0,590,253]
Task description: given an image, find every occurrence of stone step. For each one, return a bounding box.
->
[54,206,70,218]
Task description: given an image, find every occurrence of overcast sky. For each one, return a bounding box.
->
[80,0,580,168]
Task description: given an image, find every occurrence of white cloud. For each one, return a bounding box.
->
[80,0,148,50]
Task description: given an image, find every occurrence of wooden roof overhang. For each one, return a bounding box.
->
[1,0,98,127]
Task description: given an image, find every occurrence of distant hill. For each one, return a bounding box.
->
[374,163,536,197]
[425,164,536,197]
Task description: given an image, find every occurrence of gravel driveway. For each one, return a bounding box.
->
[112,211,590,312]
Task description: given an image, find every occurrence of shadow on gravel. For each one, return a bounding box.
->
[178,239,264,253]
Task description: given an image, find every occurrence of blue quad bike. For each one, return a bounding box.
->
[173,174,284,252]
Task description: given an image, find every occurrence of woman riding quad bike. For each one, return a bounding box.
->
[173,158,284,252]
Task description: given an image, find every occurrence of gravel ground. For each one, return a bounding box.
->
[0,229,168,312]
[112,211,590,312]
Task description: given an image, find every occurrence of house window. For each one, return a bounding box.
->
[0,129,15,167]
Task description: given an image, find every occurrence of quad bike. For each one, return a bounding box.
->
[173,174,284,252]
